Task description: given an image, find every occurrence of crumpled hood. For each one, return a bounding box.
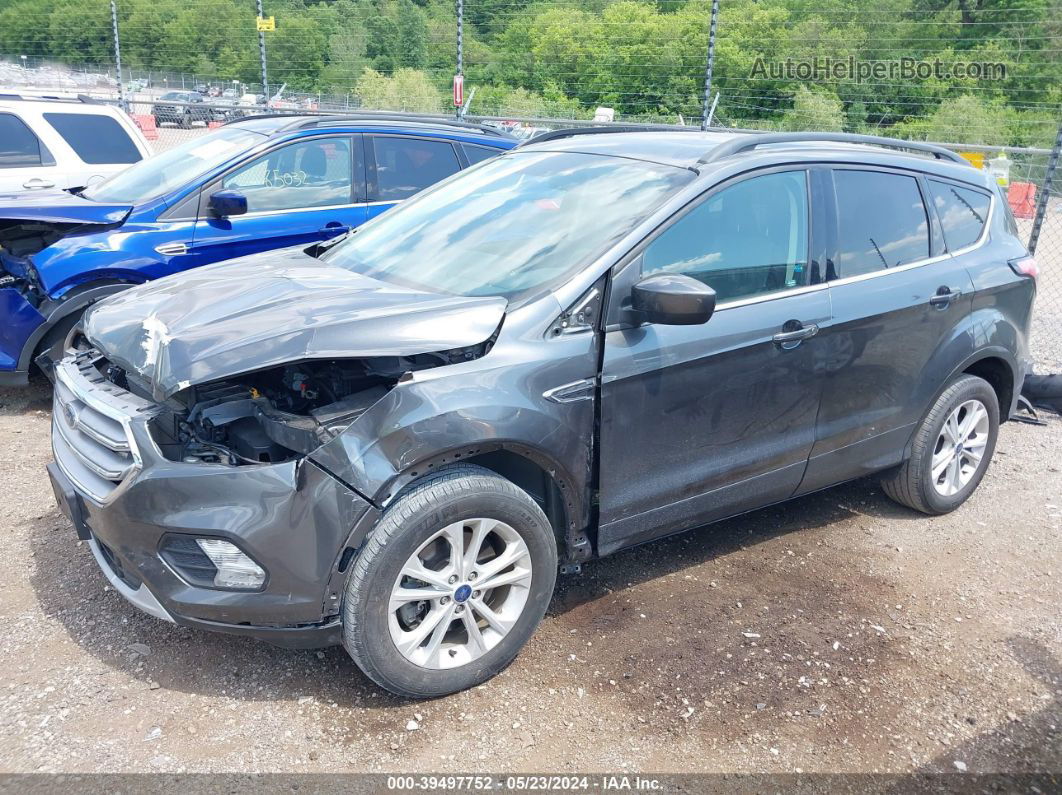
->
[0,189,131,226]
[0,190,132,257]
[83,246,507,400]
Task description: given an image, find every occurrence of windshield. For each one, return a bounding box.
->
[321,151,692,300]
[82,127,266,204]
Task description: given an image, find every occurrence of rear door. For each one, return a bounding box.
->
[798,167,976,494]
[597,168,831,555]
[189,134,367,266]
[364,134,463,221]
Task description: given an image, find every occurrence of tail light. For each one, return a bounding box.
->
[1009,255,1039,279]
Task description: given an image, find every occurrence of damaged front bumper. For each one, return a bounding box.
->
[47,355,378,648]
[0,286,46,383]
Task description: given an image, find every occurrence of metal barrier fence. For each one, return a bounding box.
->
[117,99,1062,375]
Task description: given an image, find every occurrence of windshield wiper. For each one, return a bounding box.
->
[312,228,356,259]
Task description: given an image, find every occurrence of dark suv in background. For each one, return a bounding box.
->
[151,91,214,128]
[48,131,1036,698]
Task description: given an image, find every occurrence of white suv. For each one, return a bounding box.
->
[0,94,152,193]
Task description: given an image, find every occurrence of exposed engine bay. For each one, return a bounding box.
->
[97,345,491,466]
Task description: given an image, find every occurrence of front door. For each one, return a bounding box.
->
[190,134,367,266]
[597,169,830,555]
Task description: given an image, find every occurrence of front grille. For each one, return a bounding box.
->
[52,360,139,504]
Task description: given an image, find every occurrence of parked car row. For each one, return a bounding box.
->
[0,112,516,384]
[1,116,1037,698]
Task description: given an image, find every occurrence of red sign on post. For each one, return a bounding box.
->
[453,74,464,108]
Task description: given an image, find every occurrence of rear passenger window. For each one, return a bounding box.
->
[43,113,142,165]
[642,170,809,303]
[371,137,460,201]
[928,179,991,251]
[463,144,499,166]
[0,112,49,167]
[833,170,929,277]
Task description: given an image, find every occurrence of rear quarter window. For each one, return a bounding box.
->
[833,170,930,278]
[928,179,992,251]
[43,112,142,165]
[463,143,501,165]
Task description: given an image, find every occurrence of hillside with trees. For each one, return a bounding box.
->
[0,0,1058,145]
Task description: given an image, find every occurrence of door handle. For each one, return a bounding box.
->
[929,287,962,307]
[23,177,55,189]
[319,222,351,239]
[773,323,819,345]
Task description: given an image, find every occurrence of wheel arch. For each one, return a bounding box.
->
[378,443,590,563]
[902,346,1018,463]
[961,355,1015,423]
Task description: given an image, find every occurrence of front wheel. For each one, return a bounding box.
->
[32,312,85,381]
[342,464,558,698]
[882,374,1000,514]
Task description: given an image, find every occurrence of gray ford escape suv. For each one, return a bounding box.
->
[47,131,1036,697]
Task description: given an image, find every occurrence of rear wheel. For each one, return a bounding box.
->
[882,374,999,514]
[342,464,557,698]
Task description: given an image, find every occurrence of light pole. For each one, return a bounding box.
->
[255,0,269,100]
[700,0,720,131]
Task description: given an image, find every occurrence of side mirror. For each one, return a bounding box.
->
[631,273,716,326]
[209,190,247,218]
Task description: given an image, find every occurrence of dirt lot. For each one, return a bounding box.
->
[0,378,1059,776]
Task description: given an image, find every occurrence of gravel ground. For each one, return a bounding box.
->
[0,378,1059,776]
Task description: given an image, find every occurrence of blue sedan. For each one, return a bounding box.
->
[0,114,516,385]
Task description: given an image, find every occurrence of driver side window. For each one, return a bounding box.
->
[221,136,354,213]
[642,170,810,304]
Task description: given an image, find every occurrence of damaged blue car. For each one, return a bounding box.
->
[0,113,515,384]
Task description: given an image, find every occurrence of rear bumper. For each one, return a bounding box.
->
[48,355,377,649]
[0,287,46,379]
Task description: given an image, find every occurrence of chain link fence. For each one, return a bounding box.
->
[1009,145,1062,375]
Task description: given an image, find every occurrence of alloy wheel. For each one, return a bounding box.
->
[388,518,533,669]
[931,399,990,496]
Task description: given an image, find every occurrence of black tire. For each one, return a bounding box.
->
[882,374,999,515]
[342,464,558,698]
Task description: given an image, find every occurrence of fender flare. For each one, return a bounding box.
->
[17,282,136,372]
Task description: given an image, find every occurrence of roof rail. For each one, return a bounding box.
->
[220,112,304,127]
[699,132,967,165]
[282,112,514,138]
[521,124,698,146]
[0,93,102,104]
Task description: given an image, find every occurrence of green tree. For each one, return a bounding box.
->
[780,86,844,131]
[356,67,441,112]
[925,94,1009,144]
